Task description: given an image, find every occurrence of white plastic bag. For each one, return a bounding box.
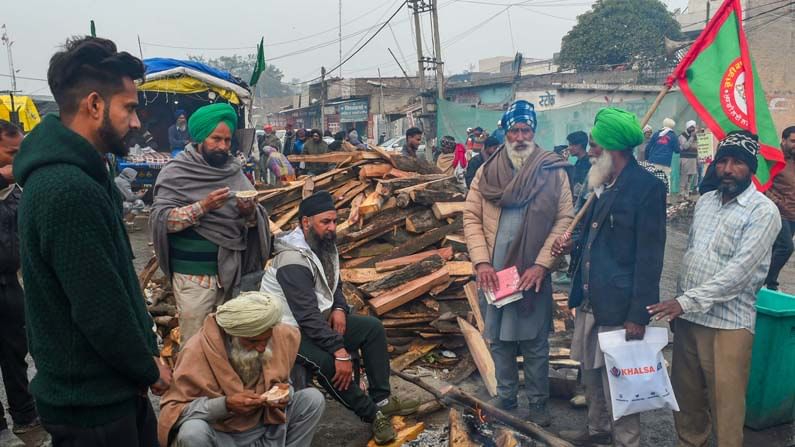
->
[598,327,679,420]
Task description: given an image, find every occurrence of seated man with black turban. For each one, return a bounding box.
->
[151,103,272,344]
[260,191,419,445]
[158,292,325,447]
[552,108,667,447]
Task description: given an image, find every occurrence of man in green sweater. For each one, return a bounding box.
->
[13,36,171,446]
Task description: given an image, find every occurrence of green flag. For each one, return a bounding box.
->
[90,20,96,37]
[249,38,265,87]
[666,0,784,191]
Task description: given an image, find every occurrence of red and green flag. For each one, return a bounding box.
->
[666,0,784,191]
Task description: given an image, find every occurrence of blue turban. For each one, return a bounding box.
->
[175,109,186,119]
[500,100,537,131]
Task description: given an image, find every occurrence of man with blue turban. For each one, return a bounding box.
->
[168,109,191,156]
[463,100,574,426]
[151,103,272,344]
[552,108,667,447]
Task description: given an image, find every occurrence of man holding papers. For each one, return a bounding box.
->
[552,108,667,447]
[463,100,574,426]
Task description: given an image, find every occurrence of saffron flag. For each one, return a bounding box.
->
[666,0,784,191]
[249,38,265,87]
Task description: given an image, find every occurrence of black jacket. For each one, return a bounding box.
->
[568,158,667,326]
[0,183,21,275]
[464,153,485,188]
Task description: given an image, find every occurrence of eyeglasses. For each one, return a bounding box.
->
[508,127,533,136]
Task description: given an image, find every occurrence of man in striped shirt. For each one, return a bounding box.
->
[648,131,780,447]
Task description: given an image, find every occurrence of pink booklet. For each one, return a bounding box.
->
[484,266,524,307]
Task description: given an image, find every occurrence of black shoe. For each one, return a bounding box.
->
[12,417,41,435]
[528,402,551,427]
[559,428,613,446]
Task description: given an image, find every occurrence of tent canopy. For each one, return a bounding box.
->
[140,58,251,105]
[0,96,42,132]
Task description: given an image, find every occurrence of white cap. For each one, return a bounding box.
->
[686,120,697,129]
[663,118,676,129]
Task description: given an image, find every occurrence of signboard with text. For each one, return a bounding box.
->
[339,100,369,123]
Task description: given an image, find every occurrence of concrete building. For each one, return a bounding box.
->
[478,56,513,74]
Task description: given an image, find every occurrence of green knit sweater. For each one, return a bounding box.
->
[14,115,160,427]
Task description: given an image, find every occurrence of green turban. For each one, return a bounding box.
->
[187,103,238,143]
[215,292,283,337]
[591,108,645,151]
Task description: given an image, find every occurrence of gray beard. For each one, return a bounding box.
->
[228,336,273,388]
[587,152,614,190]
[504,139,535,168]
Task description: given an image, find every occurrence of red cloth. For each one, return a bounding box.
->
[453,143,468,169]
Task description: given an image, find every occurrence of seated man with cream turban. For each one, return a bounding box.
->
[158,292,325,447]
[151,103,272,344]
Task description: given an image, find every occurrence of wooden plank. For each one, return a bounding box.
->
[449,408,477,447]
[457,317,497,397]
[361,255,445,297]
[375,174,449,195]
[390,341,439,371]
[368,268,451,315]
[443,234,468,252]
[341,256,374,269]
[405,208,442,234]
[463,281,485,333]
[394,175,457,195]
[374,247,454,273]
[340,268,389,284]
[428,278,454,296]
[357,190,385,217]
[338,207,410,244]
[335,182,370,208]
[411,189,466,206]
[446,261,473,277]
[273,206,299,230]
[432,202,466,220]
[381,317,437,328]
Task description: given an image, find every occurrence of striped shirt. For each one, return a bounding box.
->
[676,185,781,332]
[167,202,216,288]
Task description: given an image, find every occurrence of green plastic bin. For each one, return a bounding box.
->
[745,288,795,430]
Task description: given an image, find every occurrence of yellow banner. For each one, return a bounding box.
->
[138,77,240,105]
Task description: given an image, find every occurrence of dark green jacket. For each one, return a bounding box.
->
[14,115,159,427]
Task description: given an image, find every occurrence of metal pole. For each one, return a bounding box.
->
[410,0,426,100]
[430,0,445,99]
[320,67,327,132]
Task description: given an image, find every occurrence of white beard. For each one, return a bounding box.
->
[229,337,273,387]
[587,151,614,191]
[505,139,535,168]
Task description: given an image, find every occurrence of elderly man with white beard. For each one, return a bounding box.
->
[552,108,667,447]
[464,100,574,426]
[158,293,325,447]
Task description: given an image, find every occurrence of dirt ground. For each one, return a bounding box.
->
[3,217,795,446]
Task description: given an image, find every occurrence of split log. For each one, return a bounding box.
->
[381,317,437,328]
[341,282,369,314]
[390,341,439,371]
[432,202,466,220]
[340,268,389,284]
[359,163,393,180]
[287,151,381,163]
[388,153,440,175]
[362,218,463,268]
[335,182,370,208]
[463,282,485,332]
[446,261,474,277]
[346,242,394,258]
[495,428,521,447]
[410,188,466,206]
[139,256,160,291]
[439,385,574,447]
[443,234,468,252]
[394,175,457,195]
[395,192,412,208]
[405,209,442,234]
[375,174,449,194]
[374,247,454,272]
[457,317,497,397]
[368,268,450,315]
[337,207,411,244]
[449,408,477,447]
[360,255,445,297]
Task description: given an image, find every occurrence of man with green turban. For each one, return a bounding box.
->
[151,103,272,344]
[551,108,667,447]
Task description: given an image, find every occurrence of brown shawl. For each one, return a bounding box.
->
[158,316,300,446]
[436,153,455,176]
[479,143,569,274]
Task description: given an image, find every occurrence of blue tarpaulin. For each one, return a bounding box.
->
[143,58,246,88]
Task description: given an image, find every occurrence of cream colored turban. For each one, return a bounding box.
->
[216,292,283,337]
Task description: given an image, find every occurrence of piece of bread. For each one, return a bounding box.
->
[261,385,289,403]
[236,190,258,199]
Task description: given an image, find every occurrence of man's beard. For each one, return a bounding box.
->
[229,336,273,387]
[306,227,338,287]
[587,151,614,190]
[504,139,534,168]
[718,174,752,198]
[99,108,129,157]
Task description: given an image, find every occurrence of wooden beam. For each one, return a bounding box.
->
[360,255,445,297]
[368,268,451,315]
[457,317,497,397]
[362,218,463,268]
[374,247,454,272]
[432,202,466,220]
[390,341,439,371]
[359,163,394,180]
[463,281,485,333]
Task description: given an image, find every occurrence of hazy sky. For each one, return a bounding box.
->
[2,0,689,96]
